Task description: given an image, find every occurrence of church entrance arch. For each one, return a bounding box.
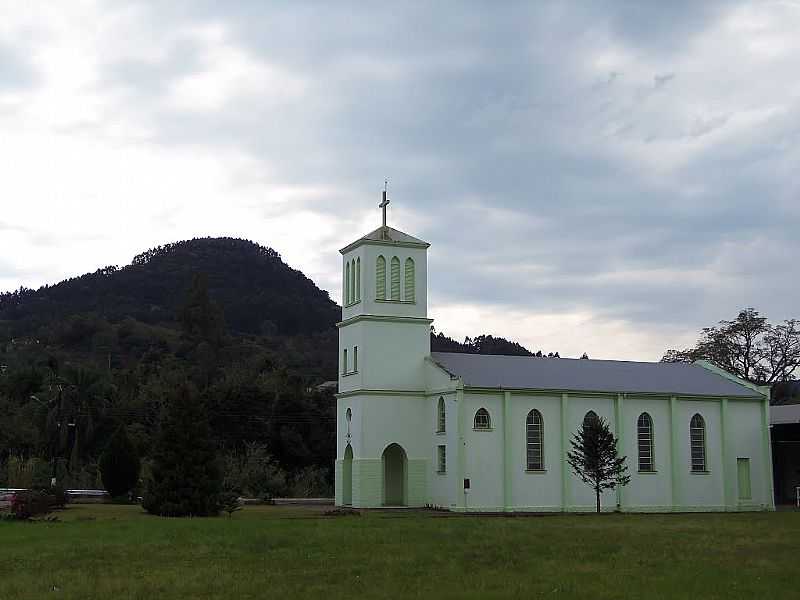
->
[343,445,353,506]
[382,443,407,506]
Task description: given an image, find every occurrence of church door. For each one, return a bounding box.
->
[382,443,407,506]
[343,445,353,506]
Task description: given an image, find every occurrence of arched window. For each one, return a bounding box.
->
[390,256,401,300]
[473,408,491,430]
[350,259,356,304]
[355,257,361,301]
[583,410,599,431]
[345,407,352,436]
[345,262,351,304]
[437,397,446,433]
[637,413,654,472]
[526,409,544,471]
[376,256,386,300]
[404,258,415,302]
[690,414,706,472]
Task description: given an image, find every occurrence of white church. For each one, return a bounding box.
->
[334,199,774,512]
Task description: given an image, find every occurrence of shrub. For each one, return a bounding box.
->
[221,442,289,500]
[99,425,141,497]
[290,466,333,498]
[11,490,55,520]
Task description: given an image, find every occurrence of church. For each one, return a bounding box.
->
[334,199,774,512]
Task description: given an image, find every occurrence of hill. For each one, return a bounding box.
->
[0,237,339,339]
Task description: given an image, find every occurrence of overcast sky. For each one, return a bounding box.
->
[1,1,798,361]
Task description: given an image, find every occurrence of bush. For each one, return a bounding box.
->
[99,425,141,497]
[290,466,333,498]
[31,484,68,509]
[221,442,289,500]
[11,490,55,520]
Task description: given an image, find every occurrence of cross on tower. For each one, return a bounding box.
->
[379,180,390,228]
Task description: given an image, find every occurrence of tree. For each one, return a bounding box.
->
[99,425,141,498]
[143,383,222,517]
[662,308,800,384]
[567,415,630,513]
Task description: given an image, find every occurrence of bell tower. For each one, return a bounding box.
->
[335,191,433,508]
[337,191,431,394]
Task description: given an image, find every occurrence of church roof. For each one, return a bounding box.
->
[340,226,430,254]
[430,352,762,398]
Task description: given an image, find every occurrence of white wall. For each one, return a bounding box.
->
[463,392,504,511]
[623,398,672,508]
[507,394,563,510]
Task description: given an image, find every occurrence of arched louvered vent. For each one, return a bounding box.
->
[390,257,401,300]
[404,258,415,302]
[376,256,386,300]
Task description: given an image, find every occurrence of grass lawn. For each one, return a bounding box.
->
[2,504,798,599]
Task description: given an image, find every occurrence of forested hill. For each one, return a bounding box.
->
[0,237,339,338]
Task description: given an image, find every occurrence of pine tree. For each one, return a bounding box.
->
[99,425,141,498]
[143,383,222,517]
[567,415,630,513]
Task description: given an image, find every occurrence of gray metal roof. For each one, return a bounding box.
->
[430,352,761,397]
[771,404,800,425]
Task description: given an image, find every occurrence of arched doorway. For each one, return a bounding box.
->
[382,443,407,506]
[342,445,353,506]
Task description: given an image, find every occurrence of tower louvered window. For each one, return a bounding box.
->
[355,258,361,301]
[637,413,654,472]
[345,262,351,304]
[690,414,706,472]
[350,259,356,304]
[526,409,544,470]
[390,256,401,300]
[376,256,386,300]
[404,258,415,302]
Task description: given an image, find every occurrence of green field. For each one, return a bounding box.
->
[2,505,798,599]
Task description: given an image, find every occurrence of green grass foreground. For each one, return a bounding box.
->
[2,505,798,599]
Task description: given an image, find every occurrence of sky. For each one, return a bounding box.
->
[1,1,798,361]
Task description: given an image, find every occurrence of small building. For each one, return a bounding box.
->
[334,202,774,512]
[770,404,800,506]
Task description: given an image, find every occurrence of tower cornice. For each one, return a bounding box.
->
[336,314,434,328]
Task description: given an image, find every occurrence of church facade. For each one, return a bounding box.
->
[334,213,774,513]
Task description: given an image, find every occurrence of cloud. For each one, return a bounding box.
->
[0,1,799,360]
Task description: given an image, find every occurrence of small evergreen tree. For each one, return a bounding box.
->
[99,425,141,498]
[143,383,222,517]
[567,415,630,513]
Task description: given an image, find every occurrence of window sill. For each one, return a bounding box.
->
[435,430,446,436]
[344,300,361,308]
[690,470,711,475]
[341,371,359,378]
[638,470,658,474]
[473,428,494,432]
[436,471,447,476]
[375,298,416,305]
[525,469,547,474]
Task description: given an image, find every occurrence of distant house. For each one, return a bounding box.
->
[314,381,338,393]
[770,404,800,505]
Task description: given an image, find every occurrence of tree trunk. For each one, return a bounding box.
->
[595,485,601,514]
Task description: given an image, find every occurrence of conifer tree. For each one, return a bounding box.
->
[567,415,630,513]
[143,383,222,517]
[99,425,141,498]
